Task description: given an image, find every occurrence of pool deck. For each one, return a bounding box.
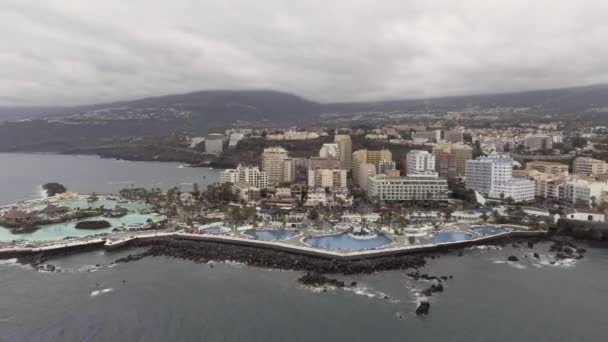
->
[0,225,546,261]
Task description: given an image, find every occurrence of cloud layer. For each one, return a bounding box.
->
[2,0,608,105]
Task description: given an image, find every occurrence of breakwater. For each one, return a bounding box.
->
[0,229,547,269]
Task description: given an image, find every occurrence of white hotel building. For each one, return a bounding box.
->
[219,164,269,189]
[367,174,448,202]
[465,154,535,202]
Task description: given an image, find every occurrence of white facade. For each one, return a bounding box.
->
[465,154,535,202]
[406,150,437,176]
[367,175,448,202]
[319,143,340,158]
[220,165,269,189]
[565,212,606,222]
[307,169,347,188]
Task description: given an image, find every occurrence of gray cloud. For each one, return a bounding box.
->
[1,0,608,105]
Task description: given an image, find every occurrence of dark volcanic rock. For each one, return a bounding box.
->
[507,256,519,262]
[112,238,427,275]
[416,302,430,315]
[533,252,540,259]
[75,220,111,229]
[298,272,346,288]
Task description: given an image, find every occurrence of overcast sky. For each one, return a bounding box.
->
[2,0,608,106]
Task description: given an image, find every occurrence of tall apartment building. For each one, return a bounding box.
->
[405,150,436,176]
[307,169,348,189]
[282,158,294,183]
[308,157,342,170]
[465,154,535,202]
[525,161,569,175]
[573,157,608,177]
[444,129,464,143]
[334,135,352,170]
[220,165,268,189]
[435,152,457,179]
[432,143,473,177]
[351,149,393,187]
[524,135,553,151]
[262,147,289,184]
[355,163,376,190]
[319,143,340,159]
[367,174,448,202]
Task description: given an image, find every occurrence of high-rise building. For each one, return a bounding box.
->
[351,149,393,187]
[405,150,436,176]
[319,143,340,159]
[573,157,608,177]
[308,157,342,170]
[355,163,376,190]
[262,147,289,184]
[334,135,352,170]
[205,134,224,154]
[220,165,268,189]
[465,154,535,202]
[435,152,457,179]
[432,143,473,177]
[282,158,294,184]
[367,174,448,202]
[307,169,348,189]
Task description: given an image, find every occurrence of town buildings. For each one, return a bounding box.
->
[367,174,448,202]
[219,164,269,189]
[524,135,553,151]
[405,150,436,176]
[525,161,569,175]
[262,147,290,184]
[319,143,340,159]
[465,154,535,202]
[334,135,352,170]
[307,169,348,189]
[432,143,473,178]
[351,149,392,187]
[573,157,608,177]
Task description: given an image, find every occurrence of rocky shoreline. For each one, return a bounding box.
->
[113,238,428,274]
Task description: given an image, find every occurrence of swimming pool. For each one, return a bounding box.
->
[303,232,392,251]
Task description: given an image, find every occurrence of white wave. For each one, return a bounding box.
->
[469,245,502,251]
[492,260,528,269]
[0,258,18,265]
[101,288,113,293]
[90,290,100,297]
[78,265,100,272]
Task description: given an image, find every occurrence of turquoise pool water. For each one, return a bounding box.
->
[470,226,513,236]
[303,232,392,251]
[244,229,298,241]
[0,213,164,241]
[431,231,473,244]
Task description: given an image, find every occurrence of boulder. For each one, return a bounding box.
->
[416,302,430,315]
[507,256,519,262]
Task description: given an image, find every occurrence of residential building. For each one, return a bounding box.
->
[262,147,289,184]
[308,157,341,170]
[319,143,340,159]
[307,169,348,189]
[573,157,608,177]
[367,174,448,202]
[378,159,396,175]
[432,143,473,177]
[435,152,457,179]
[219,164,269,189]
[205,134,224,154]
[526,161,569,175]
[334,135,352,170]
[444,129,464,143]
[283,158,294,184]
[465,154,535,202]
[412,130,441,143]
[355,163,376,189]
[351,149,392,187]
[524,135,553,151]
[405,150,436,176]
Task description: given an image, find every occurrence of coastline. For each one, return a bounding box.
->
[0,229,549,273]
